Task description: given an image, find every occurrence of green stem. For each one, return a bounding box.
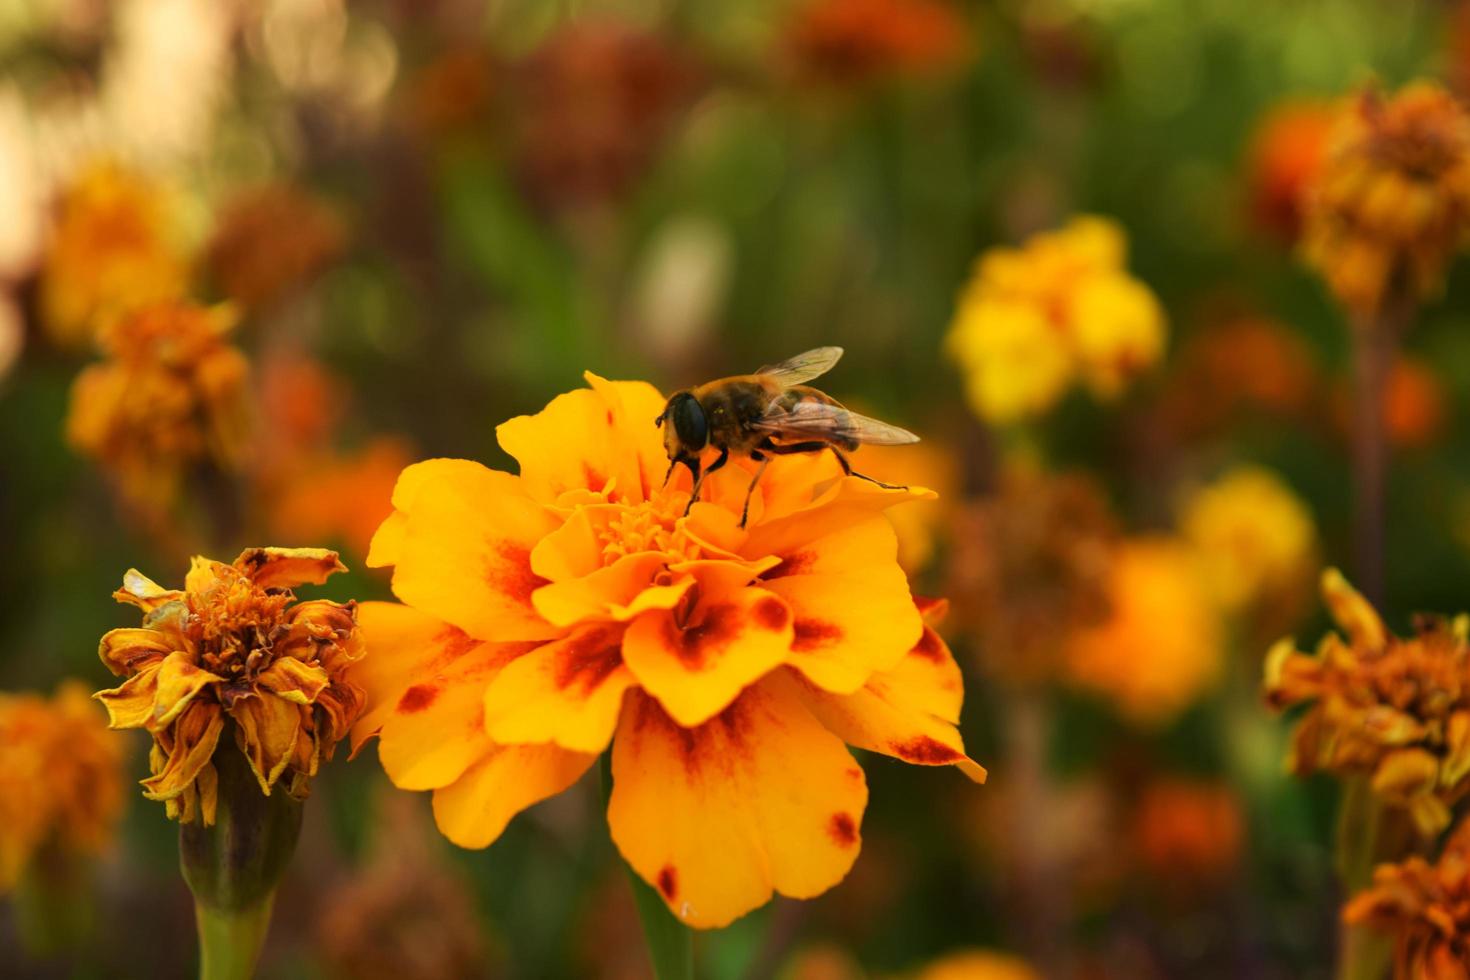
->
[1334,778,1408,980]
[195,896,275,980]
[599,753,695,980]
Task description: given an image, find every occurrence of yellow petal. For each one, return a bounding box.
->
[622,585,793,727]
[254,657,331,705]
[389,460,561,642]
[98,627,172,677]
[185,556,231,595]
[141,702,225,802]
[366,510,408,567]
[229,694,303,793]
[743,507,920,693]
[531,552,670,628]
[481,624,634,753]
[113,569,184,611]
[1321,568,1387,651]
[95,663,162,729]
[607,681,868,929]
[153,652,223,728]
[234,547,347,590]
[431,743,596,848]
[1371,747,1440,800]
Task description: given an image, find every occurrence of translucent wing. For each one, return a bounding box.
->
[756,347,844,387]
[750,400,919,446]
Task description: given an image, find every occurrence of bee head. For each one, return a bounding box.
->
[658,391,708,459]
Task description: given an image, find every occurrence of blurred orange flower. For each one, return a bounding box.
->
[1246,100,1334,243]
[207,183,345,311]
[912,949,1041,980]
[1303,83,1470,320]
[1065,537,1222,727]
[411,45,496,137]
[1343,816,1470,980]
[94,548,365,825]
[266,436,415,561]
[1330,354,1447,451]
[1130,778,1244,885]
[1264,570,1470,837]
[40,160,190,350]
[0,682,125,892]
[784,0,971,89]
[351,373,984,929]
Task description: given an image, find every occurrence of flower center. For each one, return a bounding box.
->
[597,489,700,566]
[186,567,292,678]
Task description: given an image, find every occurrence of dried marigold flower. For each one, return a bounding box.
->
[945,215,1166,425]
[94,547,365,825]
[40,160,190,350]
[1343,816,1470,980]
[1302,82,1470,320]
[65,300,251,513]
[783,0,971,89]
[1065,537,1223,728]
[206,183,345,311]
[0,682,126,892]
[1264,569,1470,837]
[350,372,984,929]
[946,465,1118,685]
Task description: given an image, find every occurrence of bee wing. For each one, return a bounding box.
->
[756,347,844,387]
[750,400,920,446]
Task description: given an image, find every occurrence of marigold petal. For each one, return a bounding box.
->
[531,552,671,628]
[585,373,673,503]
[1322,568,1387,651]
[113,569,184,611]
[185,556,231,595]
[498,381,656,505]
[229,694,303,794]
[623,586,793,728]
[153,651,223,728]
[235,546,347,590]
[481,624,633,753]
[141,702,225,802]
[255,657,331,705]
[388,460,561,642]
[431,743,596,849]
[607,682,868,929]
[366,510,407,567]
[94,664,162,729]
[98,627,172,677]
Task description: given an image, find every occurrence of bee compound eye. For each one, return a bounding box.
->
[672,395,708,450]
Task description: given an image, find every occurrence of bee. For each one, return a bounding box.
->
[655,346,919,527]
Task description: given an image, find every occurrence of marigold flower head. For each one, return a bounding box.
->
[946,465,1118,685]
[1343,816,1470,980]
[1246,99,1335,243]
[94,547,365,825]
[206,182,345,311]
[66,300,250,513]
[1178,465,1317,616]
[784,0,971,90]
[1264,570,1470,837]
[1065,537,1222,727]
[0,682,126,892]
[350,372,984,929]
[1302,82,1470,319]
[945,216,1166,425]
[1130,778,1244,886]
[40,159,190,349]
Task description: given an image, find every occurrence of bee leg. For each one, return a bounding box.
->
[831,447,907,490]
[738,452,769,529]
[662,458,678,487]
[684,447,728,515]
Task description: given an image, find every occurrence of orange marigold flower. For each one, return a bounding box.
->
[1065,537,1222,727]
[265,436,415,561]
[913,949,1042,980]
[93,548,365,825]
[1302,82,1470,320]
[1330,353,1448,452]
[206,182,345,311]
[1130,778,1244,886]
[350,373,985,929]
[66,300,251,513]
[40,160,190,350]
[1343,816,1470,980]
[0,682,126,892]
[1246,100,1335,244]
[1264,569,1470,837]
[784,0,971,89]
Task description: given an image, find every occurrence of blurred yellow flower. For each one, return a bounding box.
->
[1065,537,1222,727]
[1303,82,1470,320]
[945,216,1165,425]
[40,160,190,349]
[1179,465,1317,615]
[94,548,365,825]
[351,373,984,929]
[66,300,250,514]
[0,682,125,892]
[1343,815,1470,980]
[911,949,1040,980]
[1264,570,1470,838]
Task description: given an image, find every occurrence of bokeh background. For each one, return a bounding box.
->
[1,0,1468,977]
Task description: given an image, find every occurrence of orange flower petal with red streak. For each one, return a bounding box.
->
[431,744,597,849]
[623,585,793,727]
[383,461,561,643]
[481,623,634,753]
[607,681,868,929]
[744,507,920,693]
